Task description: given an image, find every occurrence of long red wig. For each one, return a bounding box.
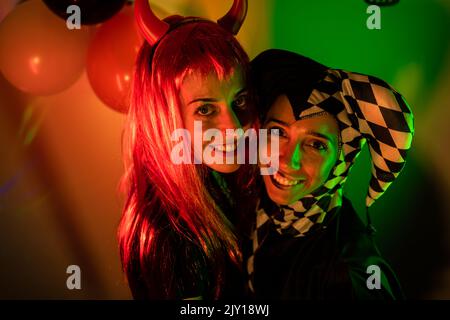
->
[118,20,252,299]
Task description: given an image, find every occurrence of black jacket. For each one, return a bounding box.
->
[251,197,404,300]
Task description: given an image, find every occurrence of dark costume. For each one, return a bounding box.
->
[252,193,404,299]
[247,49,414,299]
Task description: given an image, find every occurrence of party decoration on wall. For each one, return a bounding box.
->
[86,4,143,113]
[0,0,90,96]
[19,102,47,146]
[42,0,127,25]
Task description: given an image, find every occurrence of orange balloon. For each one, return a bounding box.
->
[0,0,90,95]
[86,4,143,113]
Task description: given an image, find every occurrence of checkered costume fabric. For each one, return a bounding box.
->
[246,50,414,292]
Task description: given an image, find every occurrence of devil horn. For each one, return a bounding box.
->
[217,0,248,35]
[135,0,170,45]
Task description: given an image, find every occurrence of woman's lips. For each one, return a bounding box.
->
[212,143,237,152]
[270,171,304,189]
[207,136,245,154]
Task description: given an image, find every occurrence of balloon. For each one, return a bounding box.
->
[43,0,126,25]
[0,0,20,23]
[86,4,143,113]
[0,0,90,95]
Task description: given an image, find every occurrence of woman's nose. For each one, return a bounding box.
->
[218,105,243,131]
[279,142,301,171]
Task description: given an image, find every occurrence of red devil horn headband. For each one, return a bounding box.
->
[217,0,248,35]
[135,0,248,45]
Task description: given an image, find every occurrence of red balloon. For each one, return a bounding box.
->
[86,4,143,113]
[0,0,90,95]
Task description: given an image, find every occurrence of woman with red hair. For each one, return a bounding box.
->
[118,0,257,299]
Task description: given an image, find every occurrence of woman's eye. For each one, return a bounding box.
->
[268,126,287,137]
[196,104,215,116]
[307,140,328,151]
[233,94,248,110]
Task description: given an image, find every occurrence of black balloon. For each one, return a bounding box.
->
[43,0,127,25]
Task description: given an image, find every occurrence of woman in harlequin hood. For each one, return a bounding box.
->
[246,49,414,299]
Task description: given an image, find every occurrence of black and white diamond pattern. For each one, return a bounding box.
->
[247,67,414,292]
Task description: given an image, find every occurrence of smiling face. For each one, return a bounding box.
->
[179,68,252,173]
[262,94,340,205]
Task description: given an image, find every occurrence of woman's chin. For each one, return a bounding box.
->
[207,163,241,174]
[263,175,309,205]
